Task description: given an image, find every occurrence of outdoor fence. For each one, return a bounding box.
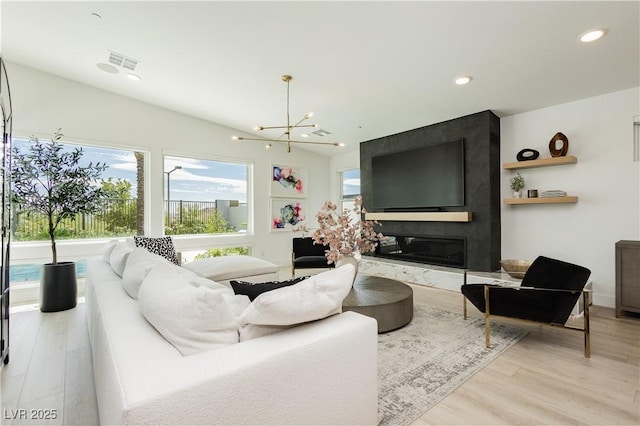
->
[165,200,218,226]
[11,199,241,240]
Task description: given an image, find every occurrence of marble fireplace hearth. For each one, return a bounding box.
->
[358,256,518,292]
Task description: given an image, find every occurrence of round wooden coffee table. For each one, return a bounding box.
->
[342,275,413,333]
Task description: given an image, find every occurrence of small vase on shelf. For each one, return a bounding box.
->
[512,190,522,199]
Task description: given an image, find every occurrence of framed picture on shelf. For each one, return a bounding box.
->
[271,164,307,198]
[270,198,307,232]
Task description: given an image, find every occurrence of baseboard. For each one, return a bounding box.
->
[592,293,614,309]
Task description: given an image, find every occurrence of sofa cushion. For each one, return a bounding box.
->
[121,245,230,299]
[138,263,241,356]
[109,242,133,277]
[238,264,355,341]
[101,239,120,262]
[294,255,330,269]
[134,236,180,265]
[230,276,309,301]
[122,248,171,299]
[183,255,279,281]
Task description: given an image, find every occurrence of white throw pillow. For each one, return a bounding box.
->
[238,264,355,341]
[101,240,120,262]
[109,242,133,277]
[138,263,241,356]
[122,248,171,299]
[188,274,232,292]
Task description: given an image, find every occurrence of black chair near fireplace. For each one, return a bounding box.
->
[461,255,592,357]
[292,237,333,277]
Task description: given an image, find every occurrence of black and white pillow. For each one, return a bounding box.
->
[230,276,309,301]
[134,236,180,265]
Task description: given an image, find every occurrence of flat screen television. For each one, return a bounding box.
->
[371,139,465,211]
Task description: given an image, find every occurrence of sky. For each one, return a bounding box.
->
[342,168,360,197]
[13,138,248,203]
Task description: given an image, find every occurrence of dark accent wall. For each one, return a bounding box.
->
[360,110,501,272]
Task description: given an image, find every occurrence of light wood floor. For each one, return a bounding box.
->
[1,300,98,425]
[1,285,638,426]
[411,285,640,425]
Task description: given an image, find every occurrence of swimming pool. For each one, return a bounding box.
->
[10,260,87,284]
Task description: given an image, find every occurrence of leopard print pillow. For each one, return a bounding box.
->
[134,236,180,265]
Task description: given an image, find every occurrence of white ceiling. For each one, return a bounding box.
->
[2,1,639,155]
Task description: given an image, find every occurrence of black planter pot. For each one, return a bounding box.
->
[40,262,77,312]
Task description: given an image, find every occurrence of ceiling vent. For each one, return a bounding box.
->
[108,50,139,71]
[312,129,332,137]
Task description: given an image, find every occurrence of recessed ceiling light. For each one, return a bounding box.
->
[300,133,309,138]
[97,63,118,74]
[580,29,606,42]
[455,76,472,85]
[127,73,142,81]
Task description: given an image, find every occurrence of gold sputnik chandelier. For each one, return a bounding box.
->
[232,75,343,153]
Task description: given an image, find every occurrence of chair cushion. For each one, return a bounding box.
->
[462,256,591,325]
[292,237,327,256]
[522,255,591,291]
[294,255,330,269]
[461,284,558,323]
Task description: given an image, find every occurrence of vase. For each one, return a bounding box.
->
[512,190,522,199]
[336,253,360,283]
[40,261,78,312]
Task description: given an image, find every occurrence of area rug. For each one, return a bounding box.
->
[377,303,528,426]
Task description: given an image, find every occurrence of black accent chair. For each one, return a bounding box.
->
[461,256,592,357]
[292,237,333,277]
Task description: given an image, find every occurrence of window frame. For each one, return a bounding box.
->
[161,152,253,238]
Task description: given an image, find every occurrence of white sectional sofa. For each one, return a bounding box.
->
[85,254,378,425]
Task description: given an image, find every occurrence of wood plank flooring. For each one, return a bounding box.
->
[410,285,640,425]
[1,284,638,425]
[1,301,98,426]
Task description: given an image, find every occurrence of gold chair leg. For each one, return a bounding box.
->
[463,270,468,320]
[463,296,467,320]
[584,291,591,358]
[484,285,491,348]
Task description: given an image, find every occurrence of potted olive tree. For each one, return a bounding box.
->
[12,130,107,312]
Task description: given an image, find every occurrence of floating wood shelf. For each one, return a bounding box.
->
[365,212,472,222]
[503,196,579,205]
[503,155,577,170]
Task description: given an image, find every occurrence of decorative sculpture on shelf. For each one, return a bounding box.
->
[549,132,569,157]
[516,148,540,161]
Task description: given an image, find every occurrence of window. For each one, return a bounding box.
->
[163,155,249,235]
[340,168,360,211]
[180,246,251,264]
[11,137,145,242]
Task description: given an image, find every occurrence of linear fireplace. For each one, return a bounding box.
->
[375,234,466,268]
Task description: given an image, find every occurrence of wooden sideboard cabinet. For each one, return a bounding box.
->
[616,240,640,317]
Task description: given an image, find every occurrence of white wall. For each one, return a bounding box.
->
[501,87,640,307]
[11,61,638,306]
[330,88,639,307]
[8,62,332,267]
